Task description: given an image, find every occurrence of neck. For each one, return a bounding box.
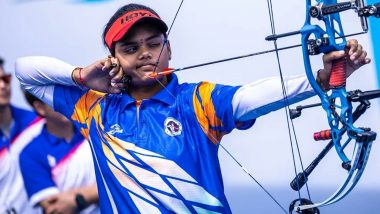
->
[0,105,12,130]
[129,78,168,100]
[46,119,74,142]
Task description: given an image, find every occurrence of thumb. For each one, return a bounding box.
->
[45,195,58,204]
[323,50,346,64]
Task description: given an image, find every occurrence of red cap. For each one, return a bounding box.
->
[105,9,168,49]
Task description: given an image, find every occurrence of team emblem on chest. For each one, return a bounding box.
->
[164,117,182,136]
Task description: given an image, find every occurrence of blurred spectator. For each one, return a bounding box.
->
[0,57,44,213]
[20,91,100,214]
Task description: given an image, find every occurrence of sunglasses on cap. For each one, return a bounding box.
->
[0,74,11,84]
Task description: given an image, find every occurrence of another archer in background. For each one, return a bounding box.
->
[15,3,370,213]
[0,57,43,214]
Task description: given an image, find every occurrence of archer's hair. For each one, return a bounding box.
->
[0,57,4,68]
[102,3,162,56]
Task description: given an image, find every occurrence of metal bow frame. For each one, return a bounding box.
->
[150,0,380,213]
[265,0,379,212]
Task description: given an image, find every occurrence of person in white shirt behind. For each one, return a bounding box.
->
[0,56,44,214]
[19,91,100,214]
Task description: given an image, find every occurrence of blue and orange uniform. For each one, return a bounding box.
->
[52,74,254,213]
[15,54,315,213]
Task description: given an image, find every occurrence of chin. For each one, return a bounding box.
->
[133,75,159,85]
[0,100,10,107]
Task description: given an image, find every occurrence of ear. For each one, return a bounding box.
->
[32,101,47,117]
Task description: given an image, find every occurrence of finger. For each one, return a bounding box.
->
[108,84,123,94]
[104,57,120,77]
[355,50,370,65]
[46,195,58,203]
[346,39,358,55]
[102,57,113,71]
[324,50,345,62]
[109,58,120,77]
[349,44,362,61]
[111,67,124,84]
[113,82,125,90]
[109,65,119,77]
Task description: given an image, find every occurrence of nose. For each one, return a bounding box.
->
[138,45,153,60]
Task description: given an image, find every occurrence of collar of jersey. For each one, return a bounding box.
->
[42,124,84,145]
[8,105,36,142]
[120,73,179,106]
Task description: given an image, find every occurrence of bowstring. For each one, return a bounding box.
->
[152,0,288,213]
[153,0,184,75]
[265,0,312,202]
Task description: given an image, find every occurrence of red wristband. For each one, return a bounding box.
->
[78,68,85,85]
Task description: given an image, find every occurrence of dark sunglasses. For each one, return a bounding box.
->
[0,74,11,84]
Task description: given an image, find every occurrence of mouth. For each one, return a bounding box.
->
[136,63,159,71]
[0,95,9,100]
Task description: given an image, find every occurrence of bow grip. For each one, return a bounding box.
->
[329,58,347,88]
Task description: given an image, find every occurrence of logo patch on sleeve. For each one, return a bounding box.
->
[164,117,182,136]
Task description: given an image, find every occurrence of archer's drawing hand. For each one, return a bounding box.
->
[72,56,128,93]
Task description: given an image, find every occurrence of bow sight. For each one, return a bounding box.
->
[265,0,379,45]
[309,1,380,23]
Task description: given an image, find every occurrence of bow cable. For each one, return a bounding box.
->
[265,0,313,203]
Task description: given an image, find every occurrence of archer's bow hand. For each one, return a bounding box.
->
[317,39,371,91]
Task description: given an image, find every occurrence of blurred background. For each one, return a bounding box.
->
[0,0,379,213]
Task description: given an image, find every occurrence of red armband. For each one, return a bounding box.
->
[78,68,85,85]
[72,67,85,86]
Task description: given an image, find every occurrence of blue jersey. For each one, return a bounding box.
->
[0,105,43,214]
[19,124,99,214]
[0,105,39,151]
[53,74,254,213]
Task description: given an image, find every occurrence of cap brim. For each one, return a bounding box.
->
[105,10,169,48]
[134,17,168,34]
[112,17,168,46]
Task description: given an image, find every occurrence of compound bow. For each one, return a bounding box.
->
[152,0,380,213]
[265,0,379,212]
